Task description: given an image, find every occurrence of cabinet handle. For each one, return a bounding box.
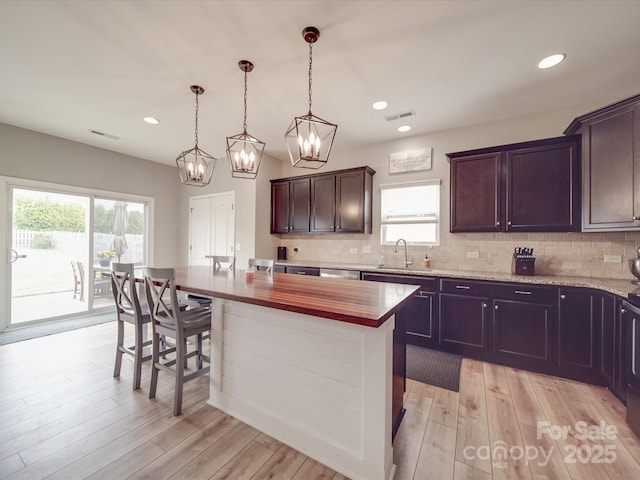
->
[483,303,487,308]
[495,305,499,310]
[633,216,640,221]
[455,285,471,290]
[495,221,501,226]
[297,271,306,275]
[560,294,566,300]
[507,221,512,226]
[621,308,627,314]
[418,291,431,297]
[514,290,532,295]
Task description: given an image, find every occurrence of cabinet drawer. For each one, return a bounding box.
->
[440,278,493,297]
[494,283,556,304]
[363,273,436,292]
[286,266,320,276]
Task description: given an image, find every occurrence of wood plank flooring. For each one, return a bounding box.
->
[1,321,640,479]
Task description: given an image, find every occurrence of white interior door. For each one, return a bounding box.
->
[212,193,235,256]
[189,192,235,266]
[189,196,212,266]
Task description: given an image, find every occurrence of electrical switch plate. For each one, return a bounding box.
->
[604,254,622,263]
[362,245,371,254]
[467,251,480,258]
[235,243,241,252]
[350,248,358,254]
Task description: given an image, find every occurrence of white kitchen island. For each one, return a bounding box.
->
[173,266,418,480]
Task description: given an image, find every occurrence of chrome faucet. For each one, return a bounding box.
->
[393,238,413,268]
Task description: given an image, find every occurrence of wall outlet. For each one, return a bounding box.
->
[235,242,241,252]
[350,248,358,254]
[604,254,622,263]
[293,247,299,252]
[362,245,371,254]
[467,251,480,258]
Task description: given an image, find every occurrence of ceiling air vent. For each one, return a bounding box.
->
[89,129,120,140]
[384,110,415,122]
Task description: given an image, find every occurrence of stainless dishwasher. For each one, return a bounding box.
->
[319,268,360,280]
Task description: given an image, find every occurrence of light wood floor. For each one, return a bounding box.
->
[1,321,639,480]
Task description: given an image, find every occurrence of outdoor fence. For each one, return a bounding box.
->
[13,229,145,263]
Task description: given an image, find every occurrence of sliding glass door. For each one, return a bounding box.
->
[7,183,149,327]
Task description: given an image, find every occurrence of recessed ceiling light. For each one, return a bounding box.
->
[144,116,160,125]
[372,101,388,110]
[398,125,411,133]
[538,53,566,69]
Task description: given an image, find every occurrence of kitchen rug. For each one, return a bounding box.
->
[406,344,462,392]
[0,313,114,346]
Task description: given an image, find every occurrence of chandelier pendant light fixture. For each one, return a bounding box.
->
[226,60,265,179]
[176,85,216,187]
[285,26,337,169]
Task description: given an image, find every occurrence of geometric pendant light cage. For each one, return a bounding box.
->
[285,26,337,169]
[176,85,216,187]
[226,60,265,179]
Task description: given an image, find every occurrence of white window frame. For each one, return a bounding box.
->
[380,179,441,246]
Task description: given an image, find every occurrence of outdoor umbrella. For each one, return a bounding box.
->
[109,202,128,262]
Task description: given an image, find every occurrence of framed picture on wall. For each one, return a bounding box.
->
[389,148,432,174]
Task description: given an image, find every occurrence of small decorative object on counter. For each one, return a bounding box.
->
[629,246,640,284]
[423,254,430,269]
[512,246,535,276]
[378,251,385,267]
[245,266,256,279]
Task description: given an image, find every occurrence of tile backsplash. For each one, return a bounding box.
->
[278,231,640,280]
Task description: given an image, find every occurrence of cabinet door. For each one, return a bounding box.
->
[583,104,640,230]
[271,181,290,233]
[310,174,335,232]
[439,293,489,358]
[362,273,437,348]
[492,299,554,373]
[402,291,437,348]
[618,301,629,401]
[289,178,310,233]
[450,152,502,232]
[336,171,367,232]
[558,288,604,385]
[600,294,616,390]
[505,138,580,232]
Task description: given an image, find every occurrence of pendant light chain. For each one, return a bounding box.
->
[194,90,200,147]
[307,42,313,114]
[243,68,248,133]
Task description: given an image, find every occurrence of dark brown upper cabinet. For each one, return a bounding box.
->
[271,166,375,235]
[447,135,581,233]
[270,177,311,234]
[565,93,640,231]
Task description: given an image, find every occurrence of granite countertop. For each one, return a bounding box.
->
[274,259,640,299]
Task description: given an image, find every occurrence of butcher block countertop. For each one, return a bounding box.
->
[274,260,640,299]
[173,265,418,328]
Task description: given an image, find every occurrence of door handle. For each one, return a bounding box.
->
[10,249,27,263]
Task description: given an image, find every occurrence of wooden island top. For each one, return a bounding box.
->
[172,265,419,327]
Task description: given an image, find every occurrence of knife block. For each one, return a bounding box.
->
[512,254,535,276]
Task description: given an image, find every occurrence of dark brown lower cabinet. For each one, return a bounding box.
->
[600,294,616,389]
[492,298,554,373]
[558,288,604,385]
[439,293,489,360]
[361,273,438,348]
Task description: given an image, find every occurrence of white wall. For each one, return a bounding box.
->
[0,122,181,265]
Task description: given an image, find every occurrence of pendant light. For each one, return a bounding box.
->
[176,85,216,187]
[226,60,265,179]
[285,26,337,169]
